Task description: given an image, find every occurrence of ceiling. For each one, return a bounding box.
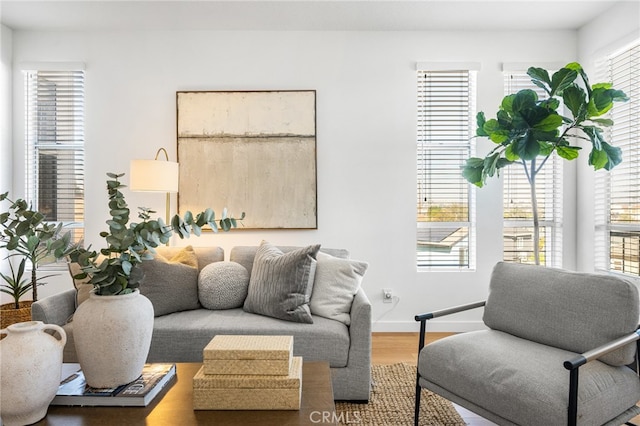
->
[0,0,629,32]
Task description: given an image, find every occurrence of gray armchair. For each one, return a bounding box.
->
[414,262,640,426]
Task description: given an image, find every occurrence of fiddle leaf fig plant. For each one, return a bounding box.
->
[462,62,628,265]
[69,173,245,296]
[0,192,77,304]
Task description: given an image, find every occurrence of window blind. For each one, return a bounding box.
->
[502,71,563,267]
[24,70,85,246]
[417,70,476,269]
[595,41,640,276]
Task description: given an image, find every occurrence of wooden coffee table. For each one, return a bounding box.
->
[39,361,337,425]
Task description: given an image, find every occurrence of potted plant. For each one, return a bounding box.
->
[462,62,628,264]
[0,193,76,328]
[69,173,243,387]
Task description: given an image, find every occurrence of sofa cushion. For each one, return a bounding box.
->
[419,330,640,426]
[147,308,351,367]
[139,246,200,316]
[198,261,249,310]
[483,262,639,366]
[310,252,368,325]
[243,241,320,323]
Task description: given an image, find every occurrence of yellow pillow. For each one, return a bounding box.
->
[161,245,199,269]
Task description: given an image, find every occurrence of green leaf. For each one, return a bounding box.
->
[538,142,554,156]
[500,94,516,114]
[476,112,488,137]
[527,67,552,95]
[513,133,540,160]
[121,260,132,276]
[183,210,193,224]
[550,68,578,96]
[556,146,581,160]
[601,142,623,170]
[489,130,510,144]
[581,126,605,151]
[512,90,538,113]
[589,118,614,127]
[533,114,563,132]
[461,157,485,187]
[589,148,608,170]
[562,86,587,119]
[483,153,501,178]
[504,144,520,161]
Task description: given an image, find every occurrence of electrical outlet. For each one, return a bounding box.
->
[382,288,393,303]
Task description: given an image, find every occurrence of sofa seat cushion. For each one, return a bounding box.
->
[419,330,640,426]
[147,308,350,367]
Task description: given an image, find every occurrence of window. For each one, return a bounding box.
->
[595,41,640,276]
[502,70,563,267]
[417,68,476,269]
[24,69,85,248]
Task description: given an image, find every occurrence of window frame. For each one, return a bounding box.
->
[23,67,86,268]
[416,65,478,271]
[594,40,640,277]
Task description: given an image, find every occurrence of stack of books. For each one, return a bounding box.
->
[52,363,176,407]
[193,335,302,410]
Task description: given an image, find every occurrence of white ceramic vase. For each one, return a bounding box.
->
[0,321,67,426]
[73,289,154,388]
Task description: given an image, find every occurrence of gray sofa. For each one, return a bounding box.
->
[32,245,372,401]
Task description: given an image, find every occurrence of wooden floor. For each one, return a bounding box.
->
[371,332,640,425]
[371,331,439,365]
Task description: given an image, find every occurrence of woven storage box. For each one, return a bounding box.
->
[203,335,293,375]
[193,356,303,410]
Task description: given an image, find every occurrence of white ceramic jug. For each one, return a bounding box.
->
[0,321,66,426]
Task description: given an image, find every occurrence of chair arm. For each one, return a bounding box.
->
[31,289,77,326]
[414,300,486,352]
[414,300,486,322]
[564,329,640,370]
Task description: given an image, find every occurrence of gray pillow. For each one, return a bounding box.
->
[139,250,200,317]
[243,240,320,323]
[198,262,249,310]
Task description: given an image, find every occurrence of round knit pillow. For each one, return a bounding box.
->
[198,262,250,310]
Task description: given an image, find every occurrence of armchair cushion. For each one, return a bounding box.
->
[483,262,639,366]
[419,329,640,426]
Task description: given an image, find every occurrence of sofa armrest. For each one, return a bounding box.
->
[31,289,77,326]
[349,287,372,365]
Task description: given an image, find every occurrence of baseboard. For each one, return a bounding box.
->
[371,320,486,333]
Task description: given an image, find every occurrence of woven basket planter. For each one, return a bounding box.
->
[0,301,33,330]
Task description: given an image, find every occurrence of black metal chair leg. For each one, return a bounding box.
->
[414,372,421,426]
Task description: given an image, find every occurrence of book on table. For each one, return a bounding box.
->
[51,363,177,407]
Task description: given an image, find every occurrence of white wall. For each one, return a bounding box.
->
[10,28,578,330]
[576,1,640,272]
[1,24,12,285]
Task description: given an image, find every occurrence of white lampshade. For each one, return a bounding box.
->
[130,159,179,193]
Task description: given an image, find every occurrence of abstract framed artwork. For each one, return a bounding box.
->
[176,90,317,229]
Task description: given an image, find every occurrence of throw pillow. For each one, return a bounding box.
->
[139,245,200,316]
[198,262,250,310]
[309,252,368,325]
[243,241,320,323]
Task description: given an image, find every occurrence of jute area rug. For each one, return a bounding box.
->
[335,363,466,426]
